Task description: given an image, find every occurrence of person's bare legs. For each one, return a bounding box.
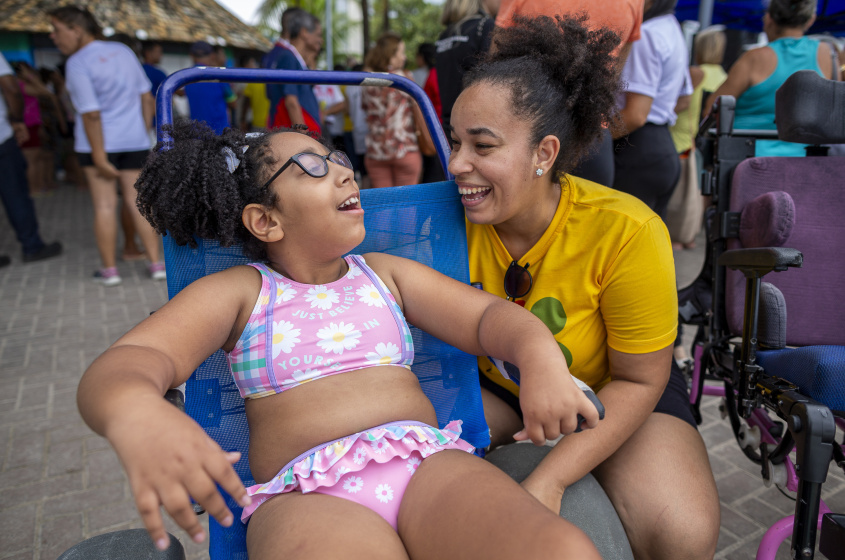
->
[120,203,143,259]
[118,169,161,264]
[83,166,119,269]
[246,491,410,560]
[593,413,720,560]
[399,450,601,560]
[22,147,43,195]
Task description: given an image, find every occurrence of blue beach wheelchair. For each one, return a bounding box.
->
[682,70,845,560]
[60,68,629,559]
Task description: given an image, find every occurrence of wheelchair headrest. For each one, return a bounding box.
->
[776,70,845,145]
[739,191,796,249]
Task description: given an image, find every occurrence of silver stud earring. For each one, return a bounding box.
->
[536,168,543,177]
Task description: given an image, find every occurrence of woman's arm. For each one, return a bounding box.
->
[80,111,119,179]
[77,266,258,549]
[614,92,653,138]
[518,345,672,512]
[367,253,600,442]
[702,51,756,117]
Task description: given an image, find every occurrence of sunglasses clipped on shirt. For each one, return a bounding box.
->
[504,261,532,302]
[261,150,354,189]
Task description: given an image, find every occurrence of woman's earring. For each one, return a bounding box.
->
[536,168,544,177]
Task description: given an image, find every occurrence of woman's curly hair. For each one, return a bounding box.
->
[464,14,622,178]
[136,120,297,261]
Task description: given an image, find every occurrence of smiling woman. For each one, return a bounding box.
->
[450,14,721,560]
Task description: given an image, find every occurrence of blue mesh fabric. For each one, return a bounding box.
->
[757,346,845,413]
[163,180,489,560]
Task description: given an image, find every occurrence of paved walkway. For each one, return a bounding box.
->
[1,183,842,559]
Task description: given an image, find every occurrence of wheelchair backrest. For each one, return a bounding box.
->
[163,181,490,559]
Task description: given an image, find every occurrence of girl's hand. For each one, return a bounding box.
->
[514,366,600,445]
[106,396,251,551]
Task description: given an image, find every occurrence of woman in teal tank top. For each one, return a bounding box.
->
[704,0,838,156]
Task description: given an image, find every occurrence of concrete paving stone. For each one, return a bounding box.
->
[49,422,93,445]
[717,468,769,504]
[43,481,125,516]
[0,465,42,490]
[733,494,796,529]
[721,502,765,536]
[162,515,210,559]
[3,430,45,470]
[1,472,84,511]
[715,526,739,551]
[41,512,85,560]
[0,551,35,560]
[47,439,85,478]
[0,501,37,551]
[86,497,141,534]
[18,385,50,409]
[822,486,845,514]
[85,449,127,486]
[84,436,111,454]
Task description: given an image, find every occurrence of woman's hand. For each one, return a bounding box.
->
[514,361,600,445]
[106,395,251,551]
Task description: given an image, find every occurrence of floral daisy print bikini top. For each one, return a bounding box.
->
[227,255,415,399]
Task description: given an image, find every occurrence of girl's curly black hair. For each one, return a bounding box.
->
[464,14,622,178]
[136,120,314,261]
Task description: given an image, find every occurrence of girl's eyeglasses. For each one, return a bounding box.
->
[504,261,532,301]
[261,150,353,189]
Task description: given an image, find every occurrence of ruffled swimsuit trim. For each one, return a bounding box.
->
[241,420,473,521]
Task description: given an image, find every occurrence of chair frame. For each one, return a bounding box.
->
[689,95,844,560]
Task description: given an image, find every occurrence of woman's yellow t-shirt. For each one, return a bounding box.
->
[467,175,678,394]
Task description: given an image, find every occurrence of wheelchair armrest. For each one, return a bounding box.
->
[164,388,185,413]
[718,247,803,278]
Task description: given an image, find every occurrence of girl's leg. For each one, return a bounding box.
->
[593,412,720,560]
[118,169,161,264]
[365,156,395,189]
[392,151,422,187]
[398,450,600,560]
[120,203,143,259]
[83,166,118,269]
[22,147,42,194]
[246,491,410,560]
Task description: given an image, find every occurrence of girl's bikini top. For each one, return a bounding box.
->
[227,255,415,399]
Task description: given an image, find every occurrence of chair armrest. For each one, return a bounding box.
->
[718,247,803,278]
[164,388,185,413]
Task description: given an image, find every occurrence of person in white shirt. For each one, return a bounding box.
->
[0,52,62,267]
[49,5,163,286]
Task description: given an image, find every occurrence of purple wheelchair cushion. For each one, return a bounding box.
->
[739,191,795,248]
[756,346,845,413]
[727,157,845,347]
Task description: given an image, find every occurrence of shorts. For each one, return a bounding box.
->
[76,149,149,170]
[20,125,41,149]
[241,420,474,529]
[479,358,697,429]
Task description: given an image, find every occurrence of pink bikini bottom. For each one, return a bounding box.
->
[241,420,474,529]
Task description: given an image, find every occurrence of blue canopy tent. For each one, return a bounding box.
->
[676,0,845,36]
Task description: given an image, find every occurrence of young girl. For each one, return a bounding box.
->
[77,120,602,559]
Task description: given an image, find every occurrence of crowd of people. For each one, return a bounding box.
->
[2,0,842,557]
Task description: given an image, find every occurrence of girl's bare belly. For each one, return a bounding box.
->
[244,366,438,483]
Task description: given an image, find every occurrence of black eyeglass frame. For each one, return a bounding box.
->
[261,149,353,190]
[504,260,532,302]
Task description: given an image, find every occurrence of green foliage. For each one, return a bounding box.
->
[256,0,445,67]
[373,0,443,68]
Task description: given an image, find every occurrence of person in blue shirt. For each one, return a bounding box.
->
[184,41,236,135]
[262,8,323,133]
[141,42,167,96]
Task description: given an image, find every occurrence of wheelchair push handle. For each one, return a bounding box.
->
[155,67,452,178]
